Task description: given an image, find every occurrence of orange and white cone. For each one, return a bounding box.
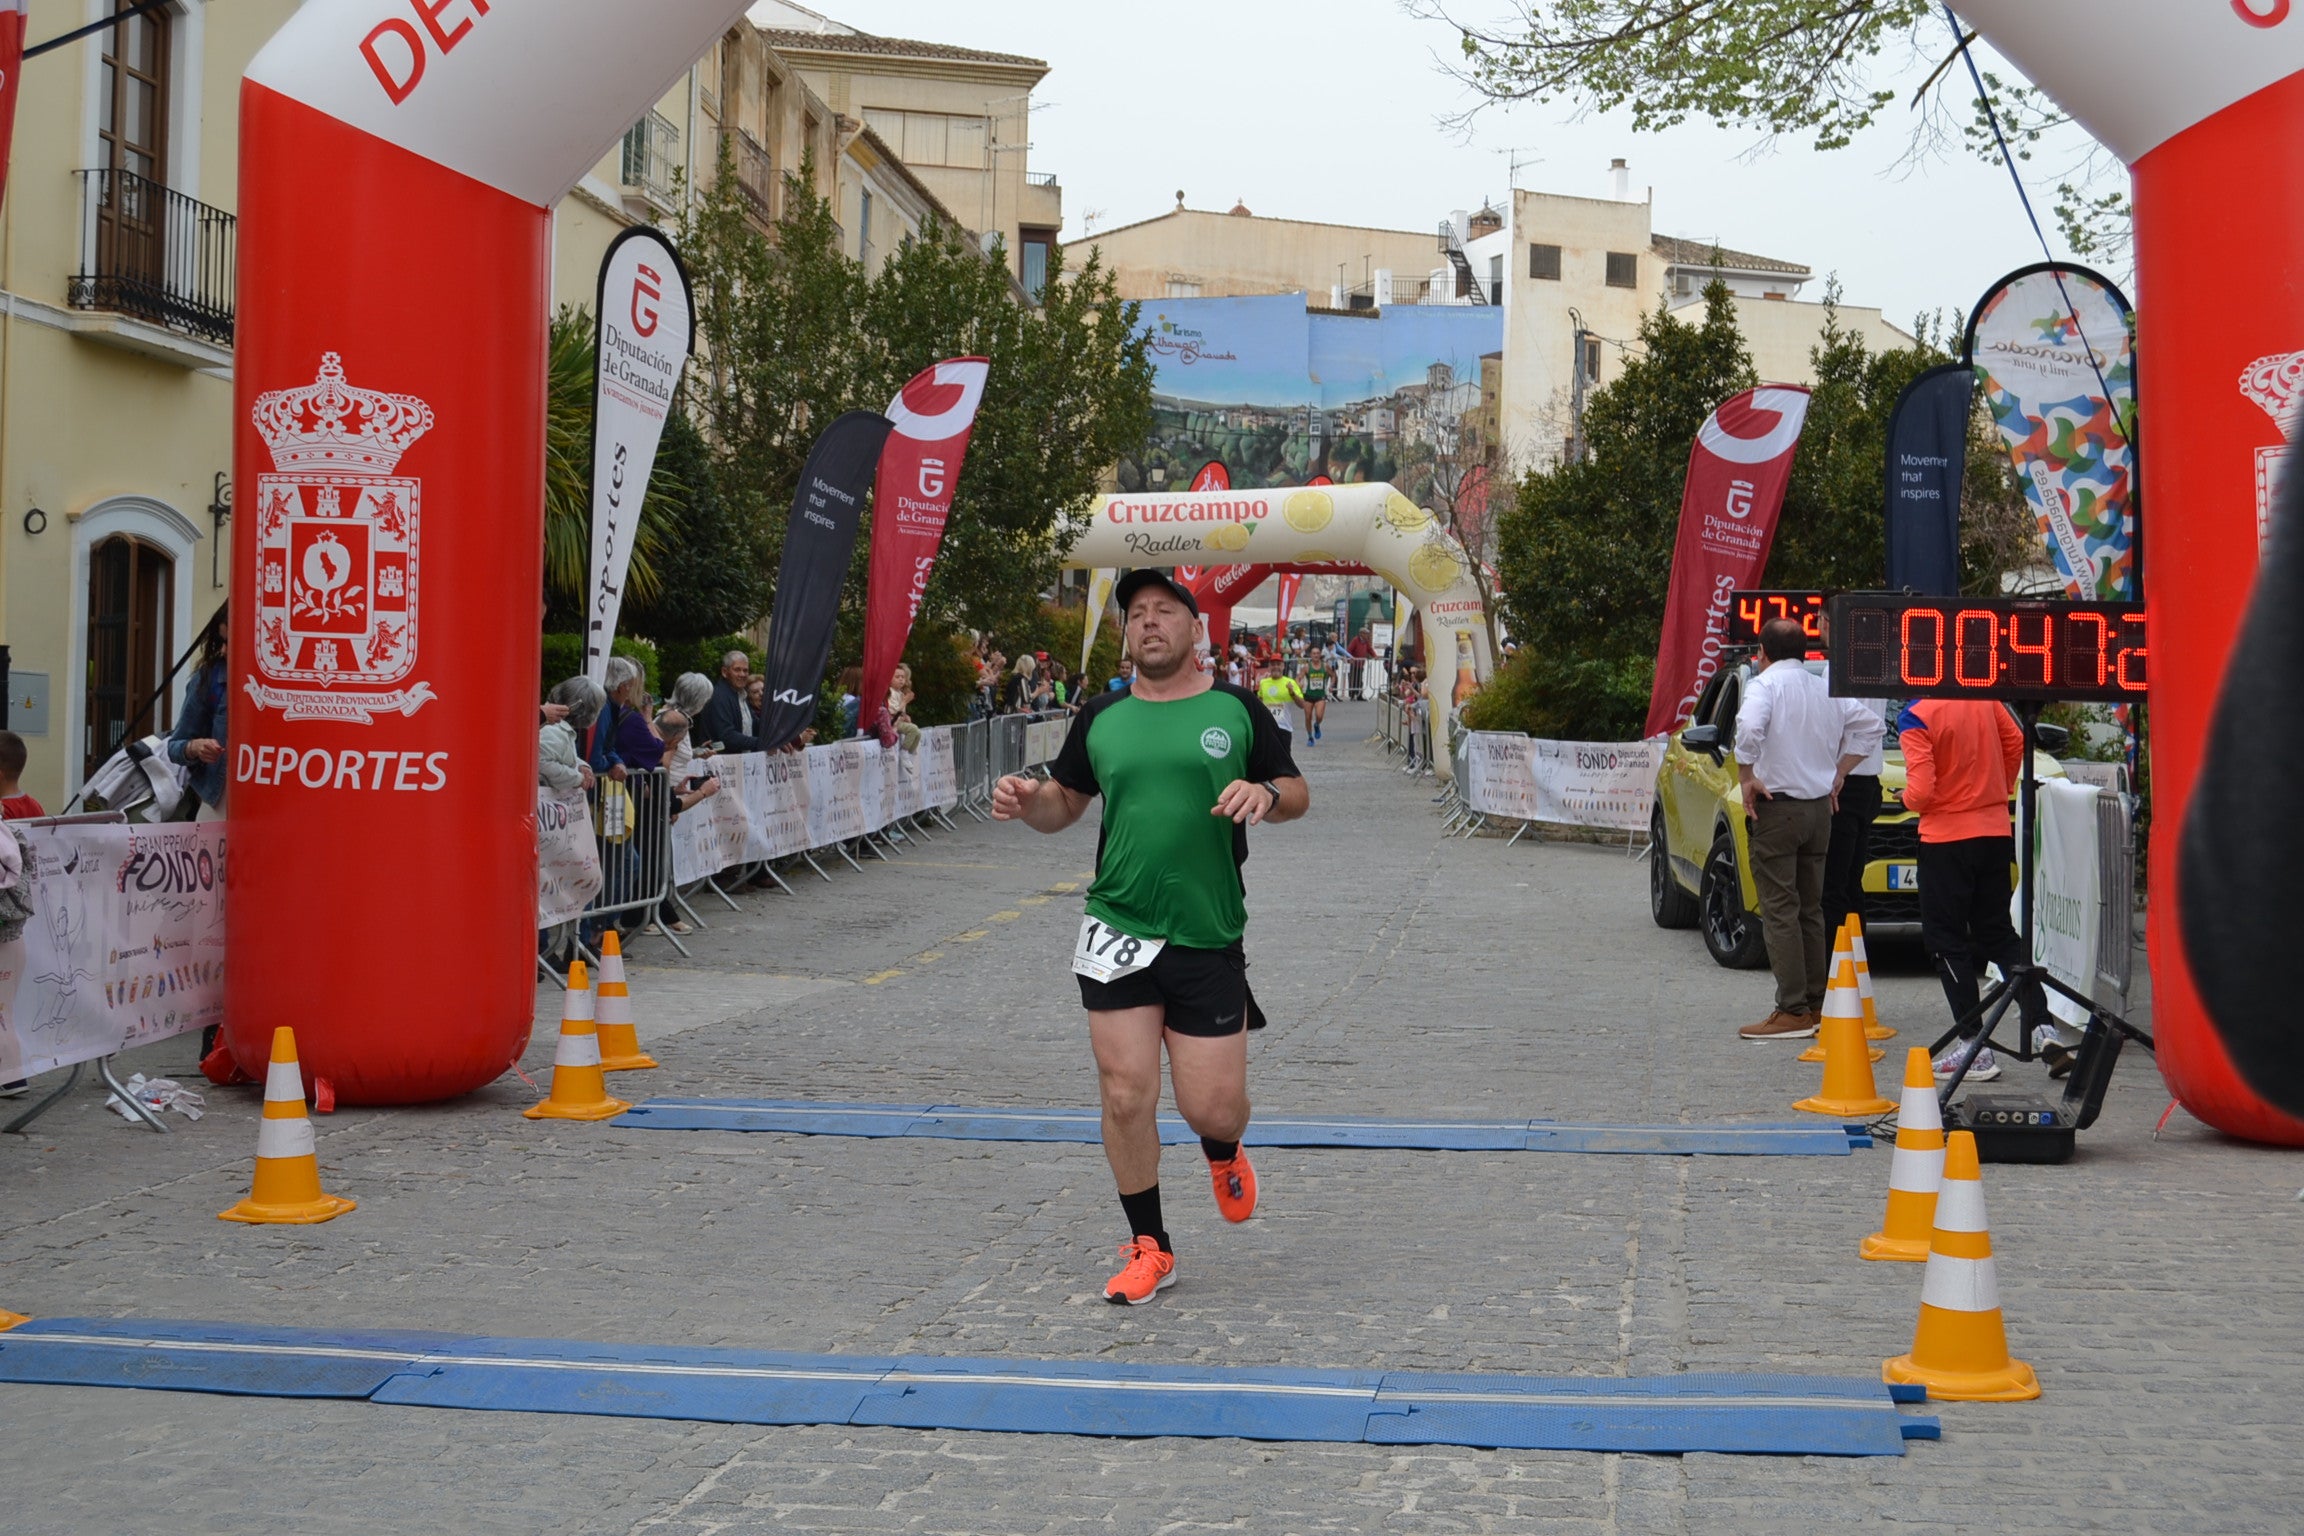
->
[1794,955,1895,1117]
[220,1027,357,1224]
[1884,1130,2039,1401]
[0,1307,26,1331]
[1863,1048,1944,1262]
[593,931,657,1073]
[524,959,629,1122]
[1849,917,1895,1042]
[1802,920,1883,1064]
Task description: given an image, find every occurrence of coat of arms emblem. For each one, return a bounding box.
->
[2242,349,2304,551]
[245,353,436,722]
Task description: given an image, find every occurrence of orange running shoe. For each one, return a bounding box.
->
[1208,1150,1258,1223]
[1104,1235,1176,1305]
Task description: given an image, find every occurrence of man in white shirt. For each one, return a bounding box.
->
[1733,620,1881,1040]
[1826,693,1894,932]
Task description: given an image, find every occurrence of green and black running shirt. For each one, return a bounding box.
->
[1050,681,1300,950]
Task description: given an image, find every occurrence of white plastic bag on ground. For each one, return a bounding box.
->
[104,1073,205,1122]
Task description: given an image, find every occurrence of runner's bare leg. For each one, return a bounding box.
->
[1089,1005,1166,1191]
[1165,1027,1250,1143]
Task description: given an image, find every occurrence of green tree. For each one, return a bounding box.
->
[617,402,775,645]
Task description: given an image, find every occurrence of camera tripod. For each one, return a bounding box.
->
[1927,701,2155,1126]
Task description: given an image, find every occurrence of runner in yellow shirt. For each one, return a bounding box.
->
[1255,656,1306,743]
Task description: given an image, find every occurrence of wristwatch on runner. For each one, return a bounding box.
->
[1259,781,1281,814]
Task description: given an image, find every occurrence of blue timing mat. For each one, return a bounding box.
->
[613,1098,1861,1156]
[0,1319,1936,1455]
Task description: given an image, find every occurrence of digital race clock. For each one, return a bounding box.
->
[1825,594,2148,703]
[1726,590,1826,650]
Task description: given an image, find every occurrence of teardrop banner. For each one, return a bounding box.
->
[586,227,696,684]
[0,1,25,216]
[1643,388,1813,740]
[1963,263,2138,601]
[1883,363,1976,596]
[754,412,898,752]
[857,358,989,744]
[1958,0,2304,1143]
[227,0,753,1104]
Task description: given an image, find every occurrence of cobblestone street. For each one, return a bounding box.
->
[4,700,2299,1534]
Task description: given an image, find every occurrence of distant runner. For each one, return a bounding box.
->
[1302,651,1331,745]
[1255,655,1306,744]
[993,570,1308,1305]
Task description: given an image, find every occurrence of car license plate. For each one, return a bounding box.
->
[1886,863,1920,891]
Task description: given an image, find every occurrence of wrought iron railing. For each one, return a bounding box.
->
[621,110,682,211]
[70,168,236,347]
[1025,170,1059,188]
[721,127,778,231]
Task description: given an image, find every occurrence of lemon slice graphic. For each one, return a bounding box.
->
[1283,489,1334,533]
[1296,549,1336,563]
[1206,522,1252,552]
[1409,541,1466,593]
[1384,492,1434,532]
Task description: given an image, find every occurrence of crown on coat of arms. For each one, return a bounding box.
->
[253,353,435,473]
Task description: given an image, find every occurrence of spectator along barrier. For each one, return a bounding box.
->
[536,717,1070,969]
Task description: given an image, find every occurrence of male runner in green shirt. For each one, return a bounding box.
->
[993,569,1309,1304]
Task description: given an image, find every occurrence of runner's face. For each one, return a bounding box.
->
[1127,591,1197,679]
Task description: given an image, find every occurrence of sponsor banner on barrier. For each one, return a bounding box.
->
[1529,739,1660,831]
[747,751,811,862]
[0,822,227,1082]
[1462,733,1661,832]
[537,785,604,927]
[655,730,960,887]
[921,730,958,808]
[2030,778,2101,1029]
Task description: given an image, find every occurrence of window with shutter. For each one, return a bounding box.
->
[1528,243,1562,281]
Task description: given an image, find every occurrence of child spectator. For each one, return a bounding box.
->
[0,731,44,818]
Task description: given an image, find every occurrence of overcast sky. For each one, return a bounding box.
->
[776,0,2102,337]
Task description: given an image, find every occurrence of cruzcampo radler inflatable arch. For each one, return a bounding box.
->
[1960,1,2304,1144]
[226,1,753,1103]
[1071,484,1492,777]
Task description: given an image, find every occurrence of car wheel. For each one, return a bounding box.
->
[1650,808,1697,929]
[1700,830,1770,970]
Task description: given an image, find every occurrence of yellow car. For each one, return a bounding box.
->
[1648,656,2064,968]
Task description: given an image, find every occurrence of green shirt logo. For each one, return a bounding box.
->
[1200,727,1232,758]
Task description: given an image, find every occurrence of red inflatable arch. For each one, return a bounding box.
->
[224,1,753,1103]
[1963,2,2304,1144]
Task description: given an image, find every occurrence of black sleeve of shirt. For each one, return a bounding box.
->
[1050,687,1122,798]
[1218,681,1301,782]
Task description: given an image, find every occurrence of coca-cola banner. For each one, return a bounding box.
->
[586,228,695,682]
[757,412,894,751]
[859,358,989,743]
[1643,388,1812,739]
[1965,264,2138,600]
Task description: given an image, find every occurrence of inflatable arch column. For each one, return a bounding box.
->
[226,1,753,1103]
[1961,2,2304,1143]
[1073,483,1491,778]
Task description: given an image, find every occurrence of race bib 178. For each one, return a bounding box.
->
[1072,915,1164,983]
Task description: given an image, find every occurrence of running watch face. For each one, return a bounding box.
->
[1051,683,1298,950]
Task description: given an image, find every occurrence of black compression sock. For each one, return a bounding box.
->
[1119,1184,1170,1254]
[1199,1135,1239,1164]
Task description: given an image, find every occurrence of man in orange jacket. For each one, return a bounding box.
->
[1896,697,2051,1082]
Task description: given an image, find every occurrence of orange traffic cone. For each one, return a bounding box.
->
[593,931,657,1073]
[524,959,630,1122]
[0,1308,26,1331]
[1863,1049,1945,1262]
[1802,920,1883,1063]
[1849,916,1895,1042]
[1884,1130,2039,1400]
[220,1027,357,1224]
[1794,955,1895,1117]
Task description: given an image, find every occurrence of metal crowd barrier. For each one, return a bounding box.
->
[581,766,682,956]
[2094,786,2137,1003]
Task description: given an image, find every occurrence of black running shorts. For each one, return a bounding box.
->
[1077,939,1266,1037]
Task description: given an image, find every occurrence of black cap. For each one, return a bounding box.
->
[1115,568,1199,617]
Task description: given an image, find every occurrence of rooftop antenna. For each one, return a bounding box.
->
[1496,147,1543,192]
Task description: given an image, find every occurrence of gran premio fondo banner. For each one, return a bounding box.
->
[586,226,695,682]
[1644,388,1812,739]
[755,411,896,751]
[1965,263,2138,601]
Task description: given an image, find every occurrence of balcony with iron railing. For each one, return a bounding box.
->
[621,109,683,214]
[69,168,236,348]
[720,127,779,232]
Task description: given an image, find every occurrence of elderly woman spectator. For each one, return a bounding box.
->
[541,677,601,793]
[588,656,667,779]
